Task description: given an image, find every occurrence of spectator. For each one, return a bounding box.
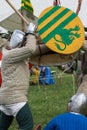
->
[39,66,55,85]
[30,66,40,85]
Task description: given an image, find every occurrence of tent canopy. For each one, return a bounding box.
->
[0,10,38,32]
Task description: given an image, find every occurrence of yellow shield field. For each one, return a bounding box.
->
[38,6,85,54]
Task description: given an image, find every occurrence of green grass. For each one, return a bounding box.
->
[8,70,77,130]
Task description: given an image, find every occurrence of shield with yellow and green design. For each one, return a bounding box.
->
[38,6,85,54]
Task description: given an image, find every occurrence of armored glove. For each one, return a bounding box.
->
[26,22,36,34]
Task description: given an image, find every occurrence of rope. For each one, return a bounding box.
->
[30,73,75,81]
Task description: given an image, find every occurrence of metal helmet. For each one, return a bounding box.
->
[68,93,87,115]
[10,30,25,48]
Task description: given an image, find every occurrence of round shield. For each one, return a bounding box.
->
[38,6,85,54]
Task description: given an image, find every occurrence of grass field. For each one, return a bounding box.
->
[8,68,77,130]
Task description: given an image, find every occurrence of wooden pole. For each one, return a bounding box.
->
[76,0,82,15]
[57,0,61,5]
[21,10,26,32]
[6,0,29,25]
[53,0,61,6]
